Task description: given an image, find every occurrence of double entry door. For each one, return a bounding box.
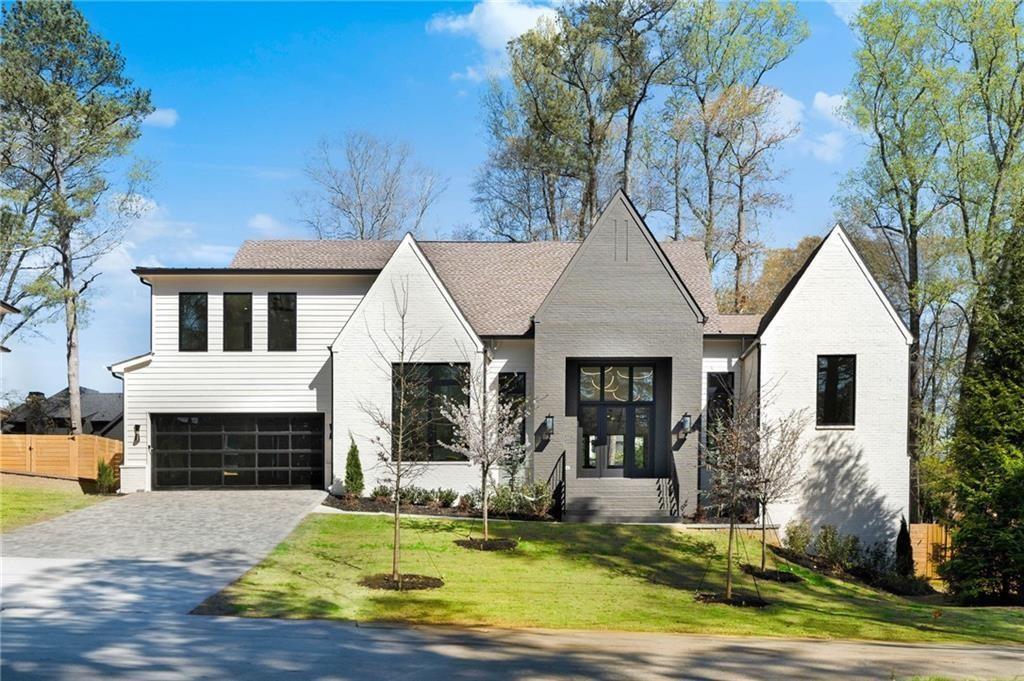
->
[579,403,653,477]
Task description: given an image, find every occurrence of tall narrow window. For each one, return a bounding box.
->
[268,293,297,351]
[817,355,856,426]
[178,293,207,352]
[499,372,527,444]
[223,293,252,351]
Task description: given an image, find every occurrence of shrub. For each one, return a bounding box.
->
[371,484,393,502]
[343,437,364,497]
[813,525,860,569]
[895,516,914,576]
[433,488,458,508]
[782,520,812,554]
[457,490,478,512]
[95,459,117,494]
[518,481,553,518]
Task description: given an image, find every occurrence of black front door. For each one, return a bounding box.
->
[577,365,655,478]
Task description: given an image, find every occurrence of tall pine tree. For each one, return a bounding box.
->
[942,216,1024,603]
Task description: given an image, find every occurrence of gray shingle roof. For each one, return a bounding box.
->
[713,314,762,336]
[230,238,722,337]
[8,387,122,424]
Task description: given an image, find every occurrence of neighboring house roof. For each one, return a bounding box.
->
[225,236,718,337]
[7,387,123,425]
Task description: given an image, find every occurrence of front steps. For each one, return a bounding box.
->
[563,477,679,523]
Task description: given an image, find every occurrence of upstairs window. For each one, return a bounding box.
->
[223,293,252,352]
[817,355,856,426]
[179,293,208,352]
[392,363,469,462]
[268,293,297,351]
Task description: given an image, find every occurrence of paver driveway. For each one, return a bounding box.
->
[1,490,325,612]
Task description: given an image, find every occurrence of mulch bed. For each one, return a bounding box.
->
[454,538,518,551]
[742,563,804,583]
[322,494,550,522]
[358,573,444,591]
[694,592,769,608]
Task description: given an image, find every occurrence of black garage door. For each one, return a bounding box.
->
[152,413,325,489]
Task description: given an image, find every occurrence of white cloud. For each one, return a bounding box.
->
[427,1,556,81]
[182,243,238,264]
[827,1,865,26]
[808,131,845,163]
[812,91,849,128]
[772,92,806,132]
[144,107,179,128]
[119,196,196,242]
[247,213,298,238]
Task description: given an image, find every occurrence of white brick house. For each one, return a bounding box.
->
[110,191,911,544]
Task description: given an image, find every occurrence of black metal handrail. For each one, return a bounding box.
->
[546,451,566,521]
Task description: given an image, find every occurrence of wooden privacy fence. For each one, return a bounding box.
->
[910,522,950,580]
[0,434,123,481]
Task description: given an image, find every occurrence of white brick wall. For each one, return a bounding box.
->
[331,235,487,495]
[759,228,911,546]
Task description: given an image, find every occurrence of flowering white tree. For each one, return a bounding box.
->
[441,349,527,542]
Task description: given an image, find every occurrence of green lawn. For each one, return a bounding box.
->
[198,514,1024,644]
[0,484,108,532]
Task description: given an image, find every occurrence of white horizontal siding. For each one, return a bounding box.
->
[119,274,373,491]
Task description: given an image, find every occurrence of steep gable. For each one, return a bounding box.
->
[331,233,482,354]
[535,191,706,324]
[760,225,912,345]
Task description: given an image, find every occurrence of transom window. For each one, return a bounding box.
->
[392,363,469,462]
[579,365,654,404]
[178,293,208,352]
[817,355,856,426]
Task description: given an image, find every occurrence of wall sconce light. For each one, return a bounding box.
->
[133,424,140,446]
[681,413,692,433]
[672,413,693,445]
[544,414,555,436]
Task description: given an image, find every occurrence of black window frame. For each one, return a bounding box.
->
[576,364,655,476]
[391,362,469,462]
[816,354,856,427]
[499,371,527,444]
[178,292,208,352]
[268,292,297,352]
[222,292,253,352]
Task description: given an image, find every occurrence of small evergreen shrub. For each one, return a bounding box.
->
[433,488,458,508]
[95,459,117,494]
[782,520,812,554]
[895,516,914,576]
[343,437,364,497]
[371,484,393,502]
[813,525,860,569]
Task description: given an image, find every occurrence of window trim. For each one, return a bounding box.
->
[222,292,253,352]
[178,292,208,352]
[267,292,297,352]
[816,354,856,428]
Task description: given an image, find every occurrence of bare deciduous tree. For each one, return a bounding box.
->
[751,407,809,571]
[298,131,447,240]
[440,348,528,542]
[359,277,437,585]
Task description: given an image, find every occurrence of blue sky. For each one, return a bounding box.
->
[3,0,865,398]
